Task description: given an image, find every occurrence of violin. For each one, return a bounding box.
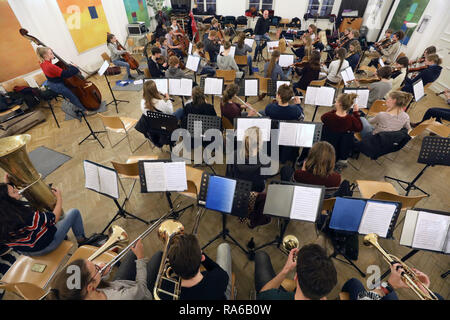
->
[20,28,101,111]
[357,76,380,84]
[408,65,428,73]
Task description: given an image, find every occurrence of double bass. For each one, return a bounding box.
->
[20,29,102,111]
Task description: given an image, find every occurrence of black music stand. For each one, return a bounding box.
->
[104,73,129,113]
[254,38,269,62]
[78,111,106,148]
[237,78,260,103]
[199,173,252,256]
[385,137,450,196]
[144,111,179,151]
[101,198,150,234]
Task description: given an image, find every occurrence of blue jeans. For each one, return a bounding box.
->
[422,107,450,123]
[24,209,86,257]
[199,65,216,77]
[342,278,399,300]
[47,81,86,112]
[113,59,131,77]
[360,116,374,139]
[254,34,271,58]
[247,55,254,74]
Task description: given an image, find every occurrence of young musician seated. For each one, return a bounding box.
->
[288,35,313,61]
[256,244,337,300]
[165,29,184,59]
[155,36,168,60]
[411,89,450,127]
[220,84,257,122]
[322,48,349,85]
[217,41,244,79]
[141,80,175,116]
[367,66,393,108]
[321,93,362,134]
[292,50,321,95]
[360,91,412,139]
[280,141,341,188]
[372,28,393,50]
[235,32,254,75]
[264,84,303,120]
[47,240,158,300]
[106,33,141,80]
[165,56,195,82]
[0,177,100,257]
[36,47,90,114]
[147,47,166,78]
[264,50,292,82]
[180,87,217,129]
[210,18,220,31]
[409,46,436,67]
[167,234,231,300]
[203,30,221,63]
[154,21,168,41]
[314,30,327,52]
[342,263,443,300]
[347,40,362,71]
[343,30,360,51]
[192,42,216,77]
[170,17,182,34]
[368,30,405,67]
[388,56,409,94]
[402,54,443,94]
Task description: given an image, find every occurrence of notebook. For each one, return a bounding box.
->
[278,122,316,147]
[205,176,237,214]
[304,86,335,107]
[263,183,324,222]
[139,161,187,192]
[83,160,119,199]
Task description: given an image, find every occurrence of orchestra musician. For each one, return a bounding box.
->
[235,32,254,75]
[409,46,436,67]
[411,89,450,127]
[107,34,140,80]
[368,30,405,67]
[217,41,244,78]
[388,56,409,94]
[147,47,166,78]
[264,50,292,82]
[347,40,362,71]
[366,66,393,108]
[165,29,184,59]
[322,47,349,86]
[402,54,442,94]
[293,50,321,95]
[342,30,360,51]
[373,28,393,51]
[192,42,216,77]
[221,83,257,123]
[288,35,313,61]
[203,30,221,63]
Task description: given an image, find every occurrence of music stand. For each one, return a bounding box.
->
[199,173,252,256]
[200,77,224,105]
[254,38,269,62]
[144,111,179,152]
[98,61,129,114]
[385,136,450,196]
[78,111,106,148]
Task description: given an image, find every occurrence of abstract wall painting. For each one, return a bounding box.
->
[123,0,151,26]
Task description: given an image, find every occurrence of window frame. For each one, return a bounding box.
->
[306,0,335,18]
[197,0,217,13]
[248,0,274,11]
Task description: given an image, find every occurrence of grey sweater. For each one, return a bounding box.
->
[107,43,126,61]
[217,53,243,78]
[368,81,392,108]
[165,67,194,80]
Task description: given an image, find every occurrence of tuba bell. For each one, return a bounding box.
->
[0,134,56,210]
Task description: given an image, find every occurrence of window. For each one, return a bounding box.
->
[307,0,335,17]
[248,0,273,11]
[196,0,216,13]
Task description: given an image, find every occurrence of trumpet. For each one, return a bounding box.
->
[363,233,438,300]
[281,235,299,261]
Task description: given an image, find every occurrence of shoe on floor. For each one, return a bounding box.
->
[78,233,108,247]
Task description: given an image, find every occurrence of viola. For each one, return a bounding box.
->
[116,40,139,70]
[408,65,428,73]
[20,28,101,111]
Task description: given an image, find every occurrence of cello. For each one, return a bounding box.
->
[112,34,139,70]
[20,28,102,111]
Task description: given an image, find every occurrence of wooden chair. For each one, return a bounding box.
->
[204,51,211,63]
[180,166,204,200]
[366,100,387,116]
[339,292,350,300]
[356,180,398,199]
[216,69,236,85]
[358,65,377,76]
[322,198,336,213]
[222,116,234,130]
[101,52,112,63]
[67,245,117,265]
[371,191,427,210]
[309,79,326,87]
[127,38,144,55]
[144,67,151,79]
[280,18,290,29]
[33,73,60,128]
[234,55,248,73]
[98,114,145,153]
[253,74,270,96]
[0,241,73,300]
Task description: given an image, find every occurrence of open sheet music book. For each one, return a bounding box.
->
[341,67,355,85]
[188,42,193,55]
[204,77,224,95]
[139,161,188,192]
[278,122,316,147]
[244,38,255,48]
[219,45,236,58]
[244,79,259,96]
[279,54,294,68]
[413,79,425,102]
[400,209,450,253]
[98,60,110,76]
[329,197,401,238]
[378,58,385,67]
[147,78,169,95]
[305,86,336,106]
[263,183,324,222]
[276,80,291,91]
[186,55,201,72]
[343,88,370,108]
[236,118,272,141]
[267,41,279,53]
[83,160,119,199]
[168,78,193,96]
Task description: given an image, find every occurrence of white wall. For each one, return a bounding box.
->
[362,0,394,42]
[216,0,246,17]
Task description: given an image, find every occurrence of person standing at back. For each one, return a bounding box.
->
[253,10,271,60]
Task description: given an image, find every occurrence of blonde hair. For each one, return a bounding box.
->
[304,142,336,178]
[318,30,327,46]
[36,46,51,63]
[168,55,180,67]
[337,93,357,111]
[388,91,412,108]
[143,80,163,111]
[240,126,263,160]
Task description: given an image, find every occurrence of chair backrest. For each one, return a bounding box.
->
[146,32,153,43]
[144,67,151,78]
[309,79,326,87]
[101,52,111,63]
[2,78,29,92]
[98,114,126,130]
[322,197,336,212]
[254,74,269,93]
[222,116,234,130]
[358,65,377,76]
[33,73,47,87]
[216,69,236,84]
[234,55,247,65]
[111,161,139,177]
[0,282,48,300]
[371,191,427,210]
[204,51,211,62]
[427,122,450,137]
[127,38,134,48]
[408,118,436,137]
[368,100,387,116]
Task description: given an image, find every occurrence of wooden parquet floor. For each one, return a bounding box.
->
[2,46,449,300]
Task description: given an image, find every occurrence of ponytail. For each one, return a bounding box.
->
[336,48,347,74]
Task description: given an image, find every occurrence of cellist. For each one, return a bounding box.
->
[36,47,93,115]
[107,33,138,80]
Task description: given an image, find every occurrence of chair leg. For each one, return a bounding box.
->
[48,101,60,128]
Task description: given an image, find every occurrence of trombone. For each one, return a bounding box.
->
[363,233,438,300]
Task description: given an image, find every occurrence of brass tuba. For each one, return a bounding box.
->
[363,233,438,300]
[0,134,56,211]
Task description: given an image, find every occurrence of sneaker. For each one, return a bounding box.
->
[78,233,108,247]
[85,110,97,116]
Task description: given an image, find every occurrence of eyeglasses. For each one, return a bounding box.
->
[88,264,102,283]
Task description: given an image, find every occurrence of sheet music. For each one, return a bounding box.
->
[164,162,188,191]
[344,88,370,108]
[413,80,424,102]
[219,45,236,58]
[244,79,258,96]
[152,78,168,95]
[188,42,193,55]
[315,87,335,107]
[84,161,100,191]
[358,201,398,237]
[378,58,385,67]
[444,229,450,254]
[341,67,355,85]
[305,86,319,105]
[276,81,290,91]
[279,54,294,68]
[296,123,315,147]
[289,186,322,222]
[267,41,279,53]
[244,38,254,48]
[98,167,119,199]
[412,211,450,252]
[186,55,200,72]
[278,122,298,146]
[98,60,109,76]
[143,162,166,192]
[204,78,223,95]
[400,210,419,247]
[169,79,181,96]
[236,118,272,141]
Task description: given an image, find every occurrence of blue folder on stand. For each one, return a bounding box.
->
[205,176,237,214]
[329,197,366,232]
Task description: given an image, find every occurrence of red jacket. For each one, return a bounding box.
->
[321,110,362,133]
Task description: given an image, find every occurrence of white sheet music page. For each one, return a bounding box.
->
[98,60,110,76]
[237,118,272,141]
[341,67,355,85]
[98,167,119,199]
[186,55,200,72]
[168,78,181,96]
[305,86,319,105]
[413,80,424,101]
[204,78,223,95]
[83,161,100,192]
[153,79,168,95]
[358,201,397,237]
[278,122,298,146]
[356,89,370,108]
[188,42,193,55]
[315,87,335,107]
[412,211,449,252]
[279,55,294,68]
[144,162,166,192]
[289,186,322,222]
[267,41,279,53]
[245,79,258,96]
[180,78,193,96]
[219,46,236,58]
[296,123,315,147]
[244,38,254,48]
[444,229,450,254]
[164,162,188,191]
[276,81,290,91]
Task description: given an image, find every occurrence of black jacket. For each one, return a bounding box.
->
[402,65,442,94]
[254,17,271,36]
[321,126,355,161]
[358,128,411,160]
[181,102,216,129]
[147,58,165,78]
